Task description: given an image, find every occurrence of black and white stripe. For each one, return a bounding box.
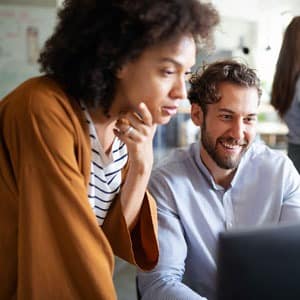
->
[80,103,128,225]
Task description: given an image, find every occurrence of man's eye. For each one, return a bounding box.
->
[245,117,257,123]
[184,71,192,81]
[220,114,232,120]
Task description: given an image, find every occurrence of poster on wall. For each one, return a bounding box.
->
[0,5,56,99]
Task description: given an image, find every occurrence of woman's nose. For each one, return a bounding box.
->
[170,76,187,100]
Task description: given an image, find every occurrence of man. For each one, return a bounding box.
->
[138,60,300,300]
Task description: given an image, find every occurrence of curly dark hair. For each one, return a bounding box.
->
[39,0,219,115]
[188,60,262,115]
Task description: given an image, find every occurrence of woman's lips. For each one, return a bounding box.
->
[161,106,178,116]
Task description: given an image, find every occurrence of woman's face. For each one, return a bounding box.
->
[114,35,196,125]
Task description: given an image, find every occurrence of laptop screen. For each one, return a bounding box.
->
[217,223,300,300]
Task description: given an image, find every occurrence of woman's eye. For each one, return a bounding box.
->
[164,70,175,75]
[160,68,176,76]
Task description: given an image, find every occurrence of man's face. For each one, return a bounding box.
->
[115,35,196,125]
[194,82,259,171]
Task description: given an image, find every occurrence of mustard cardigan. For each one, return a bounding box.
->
[0,76,158,300]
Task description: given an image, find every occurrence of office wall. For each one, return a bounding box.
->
[0,0,55,6]
[0,4,56,98]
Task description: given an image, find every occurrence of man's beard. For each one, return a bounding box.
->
[201,121,249,170]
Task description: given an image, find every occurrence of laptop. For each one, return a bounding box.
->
[217,223,300,300]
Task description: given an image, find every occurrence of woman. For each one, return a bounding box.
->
[0,0,219,299]
[271,16,300,173]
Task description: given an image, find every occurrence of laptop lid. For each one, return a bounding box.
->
[217,223,300,300]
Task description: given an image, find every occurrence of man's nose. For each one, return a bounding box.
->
[230,119,245,140]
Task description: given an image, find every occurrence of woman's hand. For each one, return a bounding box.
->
[114,102,157,171]
[113,102,157,229]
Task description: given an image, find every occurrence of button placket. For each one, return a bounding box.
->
[223,190,234,229]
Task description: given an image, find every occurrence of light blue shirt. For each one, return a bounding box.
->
[138,141,300,300]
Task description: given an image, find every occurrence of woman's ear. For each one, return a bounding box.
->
[191,103,204,126]
[116,64,128,79]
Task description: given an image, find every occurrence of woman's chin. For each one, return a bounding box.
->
[154,114,174,125]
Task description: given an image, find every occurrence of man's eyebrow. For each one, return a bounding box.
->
[218,108,257,116]
[218,108,234,114]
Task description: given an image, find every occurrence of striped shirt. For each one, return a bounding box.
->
[80,103,128,225]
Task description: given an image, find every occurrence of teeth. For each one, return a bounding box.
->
[222,142,240,149]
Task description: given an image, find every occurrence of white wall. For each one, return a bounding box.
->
[211,0,300,102]
[0,0,55,6]
[0,4,56,98]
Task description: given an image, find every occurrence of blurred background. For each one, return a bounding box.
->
[0,0,299,299]
[1,0,299,155]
